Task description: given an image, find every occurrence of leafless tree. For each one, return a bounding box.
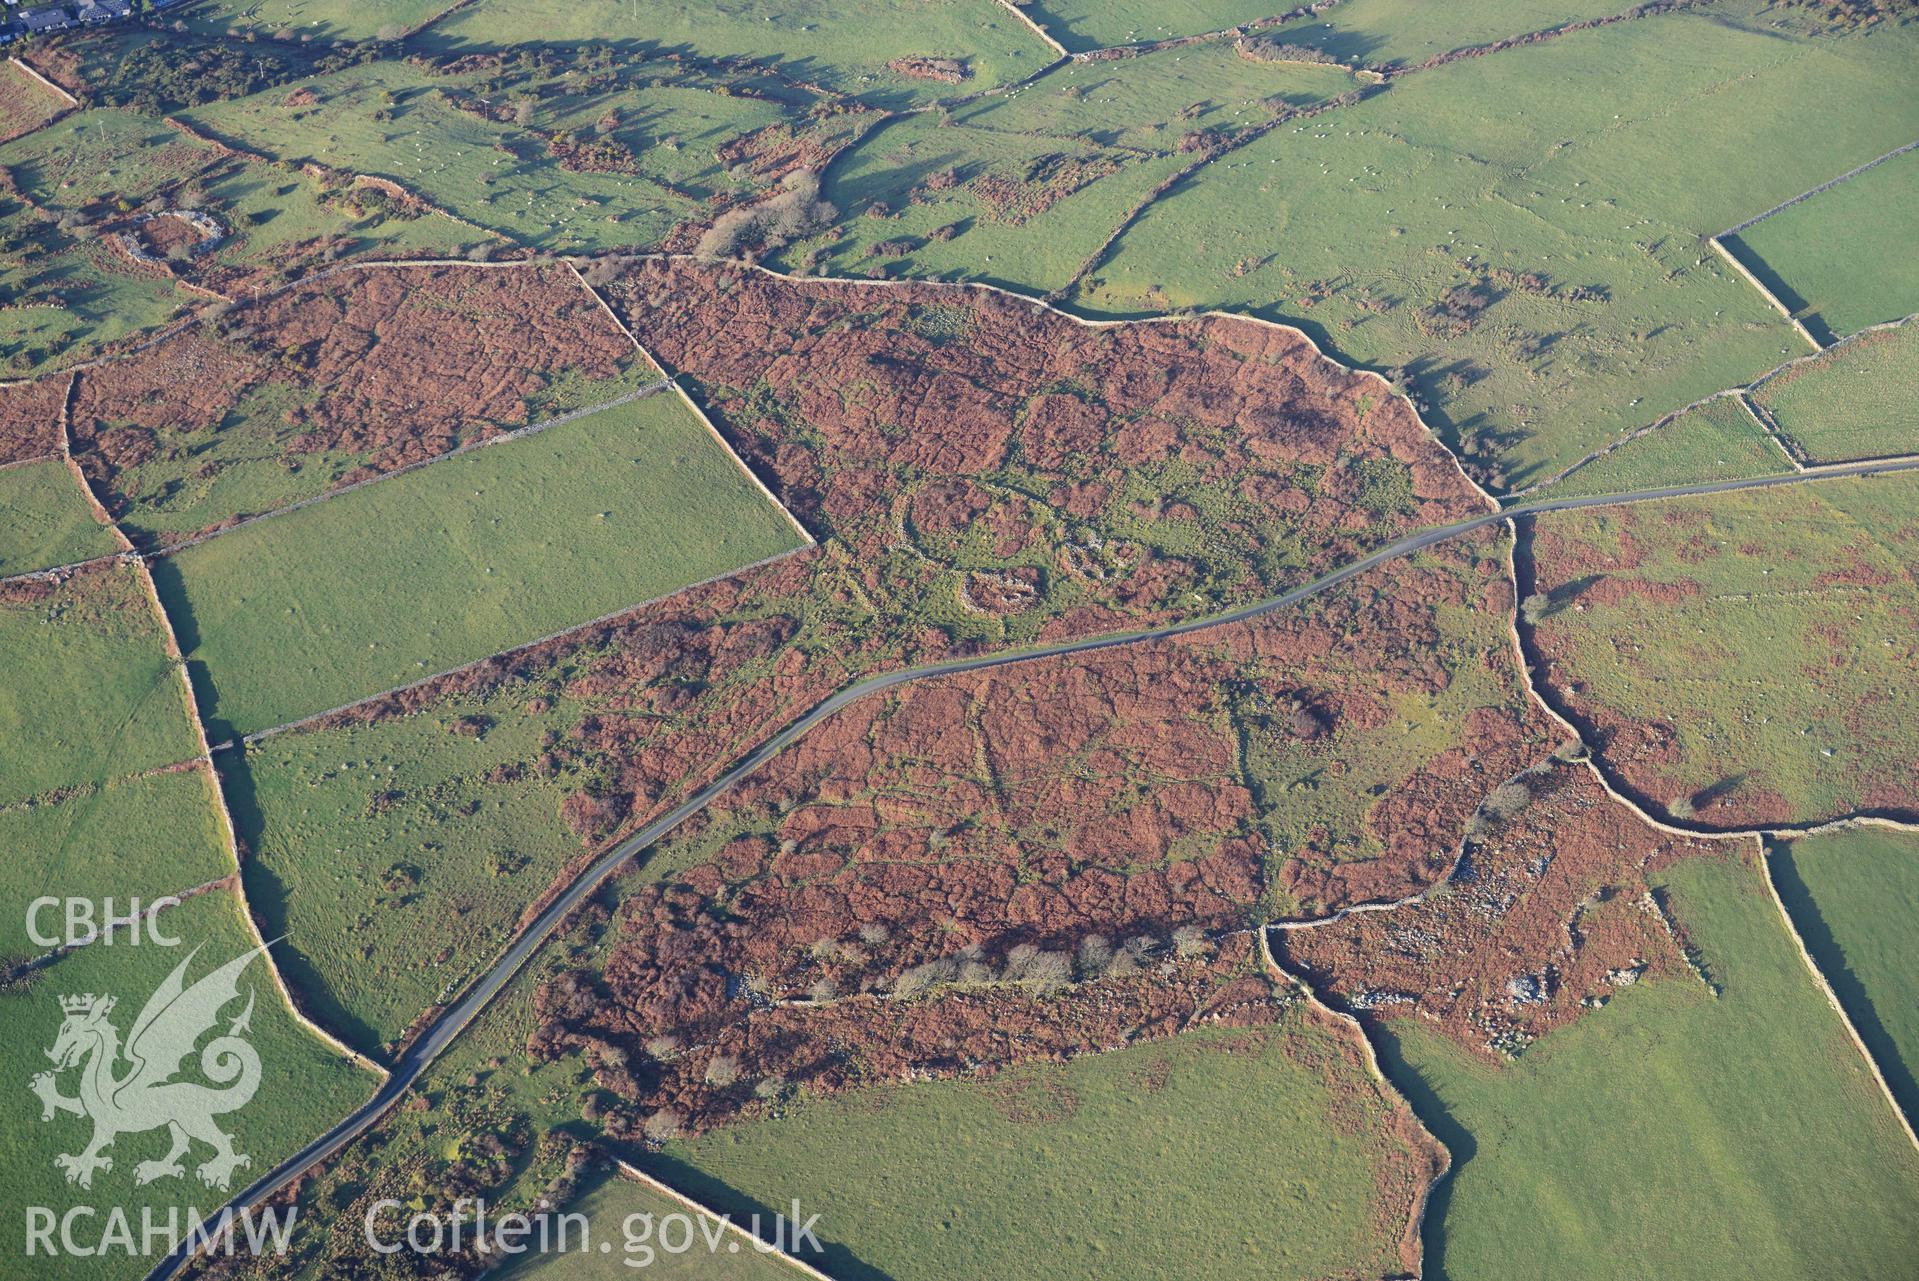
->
[642,1108,684,1142]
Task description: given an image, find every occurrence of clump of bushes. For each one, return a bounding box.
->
[1236,36,1341,65]
[694,169,837,260]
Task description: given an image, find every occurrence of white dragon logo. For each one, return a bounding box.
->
[30,944,266,1191]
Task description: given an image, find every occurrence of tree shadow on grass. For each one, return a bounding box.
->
[1687,773,1750,814]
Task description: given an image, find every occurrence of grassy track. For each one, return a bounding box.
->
[1752,321,1919,464]
[1378,850,1919,1281]
[0,562,202,806]
[1770,828,1919,1133]
[657,1017,1427,1281]
[159,391,806,737]
[1524,397,1793,501]
[1725,144,1919,341]
[0,889,373,1281]
[0,459,120,574]
[423,0,1057,109]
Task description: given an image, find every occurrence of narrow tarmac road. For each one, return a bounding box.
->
[147,452,1919,1280]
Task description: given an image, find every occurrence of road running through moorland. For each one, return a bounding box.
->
[147,451,1919,1280]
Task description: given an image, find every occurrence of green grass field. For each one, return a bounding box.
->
[181,0,456,42]
[976,37,1362,145]
[1770,828,1919,1135]
[1378,850,1919,1281]
[23,40,478,295]
[0,562,202,806]
[0,768,231,966]
[806,111,1189,287]
[0,256,188,383]
[515,80,832,208]
[178,46,894,256]
[1525,471,1919,825]
[0,275,181,381]
[184,859,1421,1280]
[1018,0,1302,53]
[1,108,216,216]
[0,459,120,575]
[1750,320,1919,463]
[424,0,1057,110]
[1522,396,1793,502]
[1251,0,1642,69]
[228,682,595,1056]
[1723,143,1919,342]
[658,1016,1430,1281]
[12,52,502,286]
[1022,0,1634,58]
[0,104,483,377]
[184,59,700,254]
[188,149,489,265]
[801,40,1358,284]
[0,887,374,1281]
[1081,5,1919,488]
[493,1172,802,1279]
[159,390,805,737]
[9,8,1919,1276]
[0,109,215,371]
